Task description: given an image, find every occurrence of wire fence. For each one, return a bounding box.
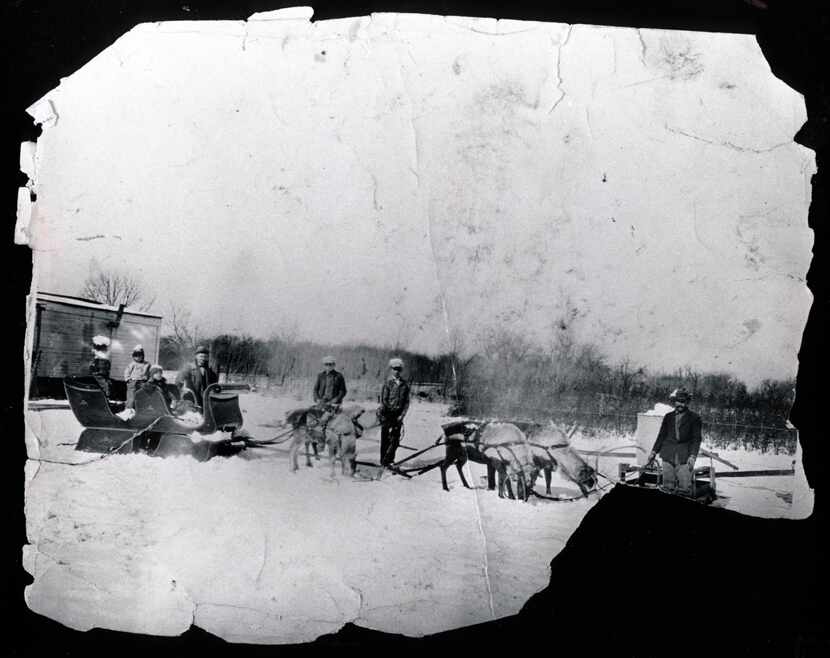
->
[469,404,798,455]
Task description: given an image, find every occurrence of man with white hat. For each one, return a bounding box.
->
[313,356,347,409]
[379,357,411,467]
[312,355,348,438]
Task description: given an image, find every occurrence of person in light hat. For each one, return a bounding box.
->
[647,387,702,495]
[311,355,347,440]
[175,344,218,409]
[88,335,112,397]
[123,344,151,409]
[314,356,347,408]
[378,357,411,467]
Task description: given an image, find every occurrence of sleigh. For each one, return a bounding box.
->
[617,450,797,506]
[64,376,251,460]
[617,460,718,504]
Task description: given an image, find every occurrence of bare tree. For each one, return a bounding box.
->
[163,302,203,351]
[81,268,155,311]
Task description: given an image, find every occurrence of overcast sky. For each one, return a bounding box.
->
[26,12,814,387]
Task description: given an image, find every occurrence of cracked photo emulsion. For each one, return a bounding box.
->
[19,7,815,644]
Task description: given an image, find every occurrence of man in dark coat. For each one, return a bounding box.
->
[311,356,347,438]
[379,357,411,467]
[648,387,703,495]
[175,345,218,408]
[313,355,347,408]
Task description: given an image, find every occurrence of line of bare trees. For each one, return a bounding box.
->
[156,307,794,426]
[157,303,460,394]
[79,266,794,434]
[461,324,796,434]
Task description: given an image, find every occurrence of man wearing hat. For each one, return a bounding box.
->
[312,356,347,437]
[313,356,347,409]
[379,357,411,467]
[175,344,218,408]
[648,387,703,495]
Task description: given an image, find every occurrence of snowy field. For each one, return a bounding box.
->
[22,392,810,643]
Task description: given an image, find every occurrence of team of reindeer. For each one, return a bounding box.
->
[282,403,598,501]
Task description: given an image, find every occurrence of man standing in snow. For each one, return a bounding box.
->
[378,357,410,467]
[648,387,702,495]
[175,344,218,408]
[312,355,347,436]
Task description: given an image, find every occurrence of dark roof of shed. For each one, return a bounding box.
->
[36,292,163,320]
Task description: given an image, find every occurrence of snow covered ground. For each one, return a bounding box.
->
[22,392,810,643]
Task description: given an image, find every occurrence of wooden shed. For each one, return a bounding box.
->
[29,292,162,399]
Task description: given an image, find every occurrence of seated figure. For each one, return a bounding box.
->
[175,344,218,409]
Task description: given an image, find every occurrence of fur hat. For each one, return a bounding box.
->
[195,345,210,355]
[92,335,110,347]
[132,344,145,355]
[148,364,164,377]
[388,357,404,369]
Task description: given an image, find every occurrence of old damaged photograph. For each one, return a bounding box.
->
[19,6,815,644]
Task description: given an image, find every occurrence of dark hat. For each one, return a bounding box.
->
[669,387,691,402]
[195,345,210,355]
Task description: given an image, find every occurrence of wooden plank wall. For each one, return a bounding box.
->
[34,300,160,381]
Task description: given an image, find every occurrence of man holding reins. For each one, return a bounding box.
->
[378,357,411,468]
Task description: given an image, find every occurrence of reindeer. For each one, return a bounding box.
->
[525,423,598,497]
[286,404,365,475]
[437,421,537,500]
[324,404,365,478]
[286,407,324,471]
[438,419,596,500]
[479,422,539,501]
[438,420,496,492]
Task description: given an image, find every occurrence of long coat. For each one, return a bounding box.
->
[175,362,218,405]
[651,409,703,464]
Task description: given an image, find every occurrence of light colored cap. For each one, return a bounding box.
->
[388,357,404,369]
[92,335,110,346]
[322,355,336,365]
[132,344,144,353]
